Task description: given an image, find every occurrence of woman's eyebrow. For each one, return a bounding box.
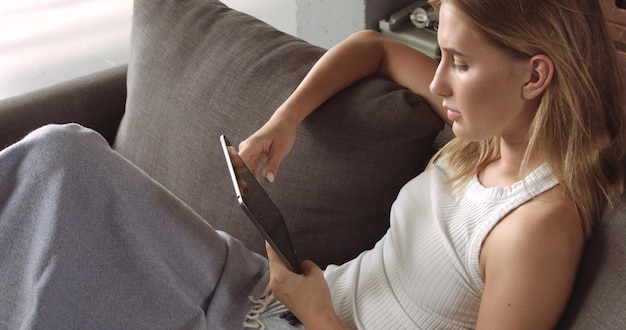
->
[441,47,466,57]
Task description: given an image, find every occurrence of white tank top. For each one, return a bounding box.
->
[324,159,559,329]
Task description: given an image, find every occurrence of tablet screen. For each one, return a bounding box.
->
[220,135,301,273]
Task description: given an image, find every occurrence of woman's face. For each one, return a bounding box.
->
[429,2,535,142]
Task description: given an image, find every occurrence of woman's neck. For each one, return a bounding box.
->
[478,136,542,188]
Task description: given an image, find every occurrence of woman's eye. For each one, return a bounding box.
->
[452,63,468,71]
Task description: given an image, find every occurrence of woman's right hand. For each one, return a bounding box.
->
[238,113,298,183]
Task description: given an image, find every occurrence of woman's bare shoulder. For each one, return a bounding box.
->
[476,185,586,329]
[482,184,585,271]
[504,185,583,243]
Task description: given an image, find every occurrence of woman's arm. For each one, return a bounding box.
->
[239,30,444,182]
[272,30,443,127]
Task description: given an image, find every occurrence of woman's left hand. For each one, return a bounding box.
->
[265,242,348,330]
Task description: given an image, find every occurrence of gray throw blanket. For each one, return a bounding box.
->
[0,124,272,329]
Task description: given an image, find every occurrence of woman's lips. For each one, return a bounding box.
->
[446,106,461,121]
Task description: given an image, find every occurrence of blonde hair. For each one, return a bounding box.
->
[429,0,626,235]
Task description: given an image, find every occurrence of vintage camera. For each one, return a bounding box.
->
[409,4,438,31]
[379,1,441,60]
[379,1,438,32]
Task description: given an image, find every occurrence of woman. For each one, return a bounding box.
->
[0,0,623,329]
[240,0,625,328]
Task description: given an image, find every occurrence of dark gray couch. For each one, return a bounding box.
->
[1,0,624,328]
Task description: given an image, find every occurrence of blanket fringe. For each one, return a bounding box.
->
[243,285,274,329]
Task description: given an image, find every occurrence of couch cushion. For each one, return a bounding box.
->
[557,194,626,328]
[114,0,443,266]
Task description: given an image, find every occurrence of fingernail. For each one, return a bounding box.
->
[266,172,275,183]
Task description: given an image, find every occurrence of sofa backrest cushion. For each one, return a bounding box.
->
[557,192,626,328]
[114,0,443,266]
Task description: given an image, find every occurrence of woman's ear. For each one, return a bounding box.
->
[522,54,554,100]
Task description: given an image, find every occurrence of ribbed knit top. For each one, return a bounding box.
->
[324,159,559,329]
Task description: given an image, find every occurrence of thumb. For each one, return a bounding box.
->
[263,165,279,183]
[262,146,288,183]
[300,260,321,275]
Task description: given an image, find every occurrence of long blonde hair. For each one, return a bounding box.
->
[429,0,626,235]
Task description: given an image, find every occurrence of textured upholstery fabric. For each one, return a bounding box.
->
[114,0,443,266]
[557,192,626,329]
[0,65,127,149]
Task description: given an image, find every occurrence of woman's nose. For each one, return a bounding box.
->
[429,64,451,97]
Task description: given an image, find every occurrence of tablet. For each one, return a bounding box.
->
[220,135,301,273]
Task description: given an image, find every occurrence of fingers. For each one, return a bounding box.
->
[262,142,288,183]
[238,139,266,181]
[239,137,289,183]
[265,242,294,294]
[238,116,298,183]
[265,241,286,272]
[265,241,278,262]
[266,241,302,293]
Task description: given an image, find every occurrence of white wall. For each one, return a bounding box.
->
[295,0,423,49]
[0,0,297,100]
[0,0,132,99]
[296,0,365,48]
[223,0,368,49]
[222,0,297,36]
[1,0,406,99]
